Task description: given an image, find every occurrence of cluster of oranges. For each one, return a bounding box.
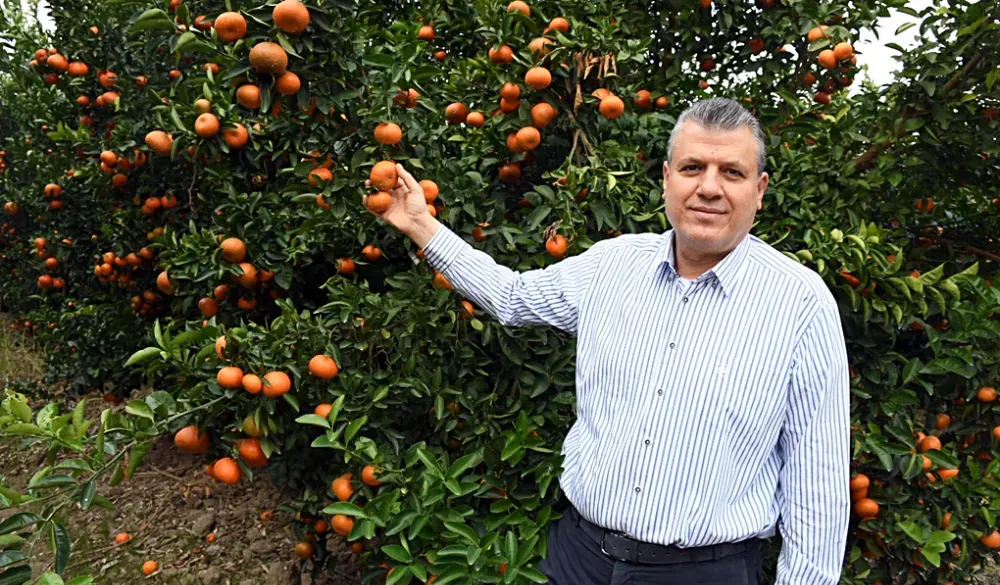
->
[852,387,998,526]
[803,26,858,104]
[144,2,309,159]
[27,46,91,86]
[33,236,69,291]
[0,149,6,174]
[154,236,282,317]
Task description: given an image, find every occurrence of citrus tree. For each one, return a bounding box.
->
[1,0,999,583]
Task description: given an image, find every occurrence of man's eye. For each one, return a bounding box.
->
[726,169,744,177]
[682,165,700,172]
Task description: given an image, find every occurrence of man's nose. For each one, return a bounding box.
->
[698,167,724,198]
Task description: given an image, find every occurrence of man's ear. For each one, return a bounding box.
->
[756,172,769,210]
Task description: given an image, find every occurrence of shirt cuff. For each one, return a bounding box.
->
[422,225,470,271]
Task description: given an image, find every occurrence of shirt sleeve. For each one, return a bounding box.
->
[775,299,851,585]
[422,226,606,335]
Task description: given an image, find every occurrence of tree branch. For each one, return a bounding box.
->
[849,53,983,171]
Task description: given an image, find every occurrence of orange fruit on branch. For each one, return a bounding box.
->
[273,0,310,34]
[524,67,551,90]
[275,71,301,95]
[332,475,354,501]
[507,0,530,16]
[374,122,402,145]
[174,425,210,453]
[194,113,220,138]
[213,457,241,485]
[331,514,354,537]
[417,25,435,41]
[366,191,392,213]
[262,371,292,397]
[370,161,398,190]
[546,234,568,259]
[217,366,244,389]
[238,438,268,467]
[854,498,878,519]
[308,355,339,380]
[236,85,262,109]
[145,131,174,156]
[419,179,439,203]
[818,50,837,69]
[833,42,854,61]
[599,95,625,119]
[214,12,247,43]
[249,42,288,74]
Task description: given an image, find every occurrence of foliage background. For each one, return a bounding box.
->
[1,0,1000,583]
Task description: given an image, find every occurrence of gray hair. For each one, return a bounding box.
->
[667,98,767,174]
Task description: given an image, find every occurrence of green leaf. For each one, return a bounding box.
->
[443,521,480,546]
[174,31,196,54]
[385,566,411,585]
[78,481,96,510]
[321,502,367,518]
[0,513,40,535]
[124,347,162,367]
[129,8,173,34]
[926,530,956,545]
[898,520,924,542]
[51,523,70,574]
[0,567,32,585]
[109,462,124,487]
[363,54,396,68]
[519,567,548,583]
[29,475,77,490]
[345,416,367,442]
[37,571,63,585]
[381,545,412,563]
[294,414,331,429]
[0,551,26,569]
[2,424,41,436]
[71,400,86,435]
[446,453,481,479]
[126,441,152,479]
[0,535,25,549]
[919,263,944,285]
[125,400,154,421]
[10,400,31,423]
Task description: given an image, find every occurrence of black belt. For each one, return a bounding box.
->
[568,506,760,565]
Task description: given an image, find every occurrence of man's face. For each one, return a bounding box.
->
[662,121,768,257]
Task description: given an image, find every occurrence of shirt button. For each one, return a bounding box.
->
[669,342,676,349]
[644,439,651,446]
[682,297,689,303]
[657,389,663,395]
[635,487,641,493]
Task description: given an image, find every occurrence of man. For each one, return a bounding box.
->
[364,98,850,585]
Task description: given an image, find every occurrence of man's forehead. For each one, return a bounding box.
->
[671,125,756,161]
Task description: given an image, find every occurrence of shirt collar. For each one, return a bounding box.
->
[653,229,753,297]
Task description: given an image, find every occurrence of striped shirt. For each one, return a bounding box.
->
[424,226,850,585]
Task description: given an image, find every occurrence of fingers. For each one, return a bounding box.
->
[395,163,420,191]
[364,179,371,188]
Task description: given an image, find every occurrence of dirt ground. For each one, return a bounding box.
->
[0,392,362,585]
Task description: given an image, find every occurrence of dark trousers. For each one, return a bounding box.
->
[539,506,762,585]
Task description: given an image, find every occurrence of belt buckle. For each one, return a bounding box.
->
[600,531,631,562]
